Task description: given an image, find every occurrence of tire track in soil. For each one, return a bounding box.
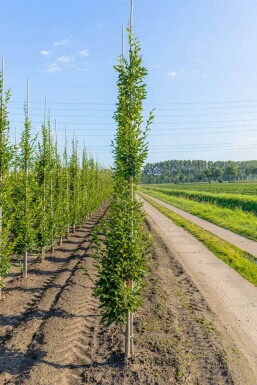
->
[0,228,92,343]
[0,203,109,385]
[1,200,239,385]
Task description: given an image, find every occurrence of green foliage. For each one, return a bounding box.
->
[0,71,14,287]
[12,111,37,254]
[0,69,113,286]
[93,31,153,328]
[94,184,151,326]
[113,33,154,183]
[141,160,257,184]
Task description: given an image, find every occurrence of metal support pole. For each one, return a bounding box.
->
[130,0,134,33]
[26,78,29,117]
[122,25,125,61]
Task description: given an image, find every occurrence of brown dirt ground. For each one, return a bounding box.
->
[0,203,243,385]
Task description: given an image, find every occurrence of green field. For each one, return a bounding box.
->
[139,183,257,242]
[141,184,257,216]
[143,182,257,195]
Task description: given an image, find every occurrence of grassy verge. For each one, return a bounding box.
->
[139,187,257,242]
[139,193,257,287]
[142,186,257,215]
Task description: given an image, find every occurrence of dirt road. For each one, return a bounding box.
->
[139,191,257,258]
[0,201,240,385]
[141,196,257,384]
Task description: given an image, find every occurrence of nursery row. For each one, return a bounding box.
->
[0,70,112,292]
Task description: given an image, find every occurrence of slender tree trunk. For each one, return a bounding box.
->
[24,155,29,278]
[125,311,131,359]
[0,172,3,298]
[23,251,28,278]
[129,176,134,356]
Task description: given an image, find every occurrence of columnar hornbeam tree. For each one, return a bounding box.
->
[35,117,52,259]
[53,133,65,246]
[69,137,79,232]
[13,99,36,277]
[63,133,71,237]
[0,63,14,296]
[93,28,154,359]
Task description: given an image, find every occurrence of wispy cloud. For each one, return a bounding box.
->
[40,50,53,56]
[53,38,71,46]
[57,56,74,64]
[167,71,178,78]
[44,63,61,73]
[78,49,89,57]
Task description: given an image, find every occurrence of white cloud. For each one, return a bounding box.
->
[167,71,178,78]
[57,56,74,64]
[44,63,61,73]
[78,49,89,57]
[53,38,71,46]
[40,50,53,56]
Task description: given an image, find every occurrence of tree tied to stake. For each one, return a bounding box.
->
[92,30,154,359]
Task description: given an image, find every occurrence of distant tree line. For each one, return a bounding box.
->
[141,160,257,184]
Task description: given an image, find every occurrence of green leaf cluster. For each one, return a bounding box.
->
[93,32,154,326]
[0,69,113,287]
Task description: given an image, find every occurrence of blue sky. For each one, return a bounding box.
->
[1,0,257,167]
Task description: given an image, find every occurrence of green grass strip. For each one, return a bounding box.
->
[142,186,257,216]
[139,187,257,242]
[140,192,257,288]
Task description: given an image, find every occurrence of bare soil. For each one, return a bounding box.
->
[0,202,240,384]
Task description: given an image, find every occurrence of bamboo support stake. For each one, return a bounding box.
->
[129,176,135,357]
[129,0,135,359]
[49,110,54,254]
[23,78,30,278]
[65,127,70,238]
[41,98,47,260]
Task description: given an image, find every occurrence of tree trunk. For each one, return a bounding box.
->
[23,251,28,278]
[125,311,131,359]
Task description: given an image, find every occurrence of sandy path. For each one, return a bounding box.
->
[140,196,257,383]
[139,191,257,258]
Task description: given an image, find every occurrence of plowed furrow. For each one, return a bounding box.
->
[0,203,109,385]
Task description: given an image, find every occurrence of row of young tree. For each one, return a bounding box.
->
[141,159,257,184]
[0,69,112,295]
